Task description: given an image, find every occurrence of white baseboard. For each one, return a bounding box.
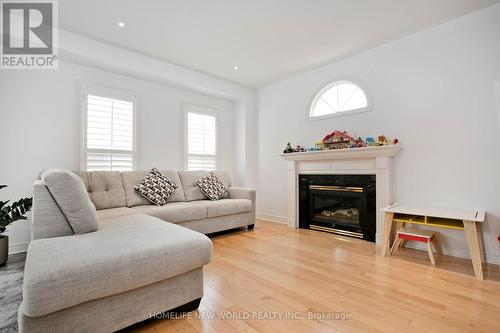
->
[485,254,500,265]
[9,242,29,254]
[257,213,288,224]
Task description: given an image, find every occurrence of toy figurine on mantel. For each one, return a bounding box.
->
[283,142,294,154]
[366,135,399,146]
[293,145,305,152]
[365,137,375,145]
[352,137,367,148]
[283,142,306,154]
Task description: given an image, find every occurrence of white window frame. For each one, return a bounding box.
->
[183,103,220,171]
[307,79,371,121]
[80,84,138,171]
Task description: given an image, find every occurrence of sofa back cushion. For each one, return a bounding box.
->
[178,170,231,201]
[41,169,98,234]
[75,171,126,210]
[121,170,185,207]
[32,180,75,240]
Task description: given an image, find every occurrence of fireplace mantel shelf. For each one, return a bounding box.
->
[281,145,401,161]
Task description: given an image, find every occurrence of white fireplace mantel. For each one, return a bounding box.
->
[281,145,401,245]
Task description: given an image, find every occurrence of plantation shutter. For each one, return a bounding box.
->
[187,111,217,171]
[85,94,135,171]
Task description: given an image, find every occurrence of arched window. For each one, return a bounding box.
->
[309,81,370,120]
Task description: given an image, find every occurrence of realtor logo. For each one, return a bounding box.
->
[1,0,58,69]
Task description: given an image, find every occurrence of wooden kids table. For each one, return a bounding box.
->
[381,204,485,280]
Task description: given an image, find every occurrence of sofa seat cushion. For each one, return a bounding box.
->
[133,202,207,223]
[22,214,212,317]
[201,199,252,218]
[97,207,140,221]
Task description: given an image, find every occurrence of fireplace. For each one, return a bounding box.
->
[299,174,376,242]
[282,145,400,244]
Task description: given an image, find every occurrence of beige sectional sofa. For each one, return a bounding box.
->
[81,170,255,234]
[18,169,256,333]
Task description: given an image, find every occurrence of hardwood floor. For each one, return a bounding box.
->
[128,220,500,333]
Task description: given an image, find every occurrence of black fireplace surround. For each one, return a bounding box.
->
[299,174,376,242]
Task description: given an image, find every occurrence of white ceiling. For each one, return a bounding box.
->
[59,0,499,88]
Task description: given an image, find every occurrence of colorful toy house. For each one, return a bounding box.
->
[315,130,357,150]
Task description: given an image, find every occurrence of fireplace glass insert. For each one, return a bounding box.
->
[299,175,376,242]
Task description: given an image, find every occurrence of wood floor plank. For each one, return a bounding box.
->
[126,220,500,333]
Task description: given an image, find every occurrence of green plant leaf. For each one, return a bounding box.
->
[0,186,32,232]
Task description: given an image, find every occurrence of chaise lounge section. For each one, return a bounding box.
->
[18,169,256,333]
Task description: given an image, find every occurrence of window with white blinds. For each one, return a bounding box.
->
[186,109,217,171]
[83,92,135,171]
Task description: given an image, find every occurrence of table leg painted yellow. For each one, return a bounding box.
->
[381,212,394,257]
[463,220,484,280]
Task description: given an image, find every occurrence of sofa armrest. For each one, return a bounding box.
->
[228,187,256,226]
[228,187,255,201]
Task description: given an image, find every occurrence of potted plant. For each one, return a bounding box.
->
[0,185,32,266]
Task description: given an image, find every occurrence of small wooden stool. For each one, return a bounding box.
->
[390,228,437,265]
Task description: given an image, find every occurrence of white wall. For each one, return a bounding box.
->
[0,60,237,251]
[257,5,500,264]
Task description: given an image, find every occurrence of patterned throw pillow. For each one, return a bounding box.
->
[197,172,228,201]
[134,168,178,206]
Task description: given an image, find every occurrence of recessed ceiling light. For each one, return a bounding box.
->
[233,66,239,70]
[117,22,125,28]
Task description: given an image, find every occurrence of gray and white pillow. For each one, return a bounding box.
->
[197,172,227,201]
[134,168,178,206]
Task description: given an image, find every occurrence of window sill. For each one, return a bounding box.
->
[307,107,371,122]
